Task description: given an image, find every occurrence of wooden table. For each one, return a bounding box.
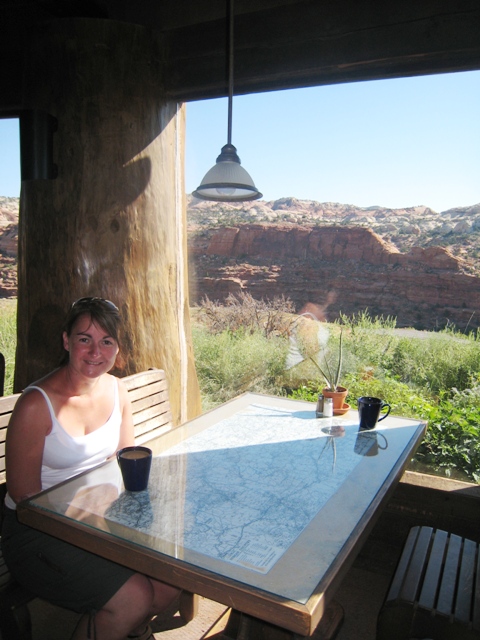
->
[17,393,426,638]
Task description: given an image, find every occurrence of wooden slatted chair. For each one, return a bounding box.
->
[377,526,480,640]
[0,393,21,489]
[0,369,197,640]
[123,368,173,444]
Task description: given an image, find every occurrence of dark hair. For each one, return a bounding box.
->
[60,297,123,366]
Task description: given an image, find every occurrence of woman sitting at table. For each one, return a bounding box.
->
[1,297,180,640]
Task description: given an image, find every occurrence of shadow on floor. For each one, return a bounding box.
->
[28,529,401,639]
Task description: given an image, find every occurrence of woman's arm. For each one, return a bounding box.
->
[116,378,135,450]
[5,390,51,504]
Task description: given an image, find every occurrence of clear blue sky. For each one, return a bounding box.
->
[1,70,479,212]
[186,70,480,212]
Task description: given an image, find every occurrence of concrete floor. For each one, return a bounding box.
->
[28,531,398,640]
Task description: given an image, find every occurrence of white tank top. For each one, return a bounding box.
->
[5,377,121,510]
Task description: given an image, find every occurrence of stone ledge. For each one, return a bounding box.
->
[400,470,480,498]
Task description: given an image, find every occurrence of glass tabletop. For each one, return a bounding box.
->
[21,393,426,606]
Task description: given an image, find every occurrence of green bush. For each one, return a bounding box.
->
[0,299,17,395]
[389,333,480,394]
[414,395,480,482]
[192,325,288,411]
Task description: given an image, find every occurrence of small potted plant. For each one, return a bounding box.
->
[308,329,348,411]
[286,318,348,413]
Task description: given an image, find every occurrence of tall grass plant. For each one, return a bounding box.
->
[0,299,16,395]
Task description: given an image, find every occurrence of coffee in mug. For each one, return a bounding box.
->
[120,449,151,460]
[117,446,152,491]
[357,396,391,430]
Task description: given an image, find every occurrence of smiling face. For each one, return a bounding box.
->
[62,313,119,378]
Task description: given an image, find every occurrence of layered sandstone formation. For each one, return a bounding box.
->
[189,224,480,331]
[0,197,19,296]
[3,195,480,330]
[188,197,480,275]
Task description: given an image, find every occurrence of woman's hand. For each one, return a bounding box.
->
[64,483,120,526]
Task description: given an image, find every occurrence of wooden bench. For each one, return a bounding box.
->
[1,368,197,640]
[377,525,480,640]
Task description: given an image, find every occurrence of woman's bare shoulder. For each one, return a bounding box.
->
[13,368,62,416]
[9,383,52,434]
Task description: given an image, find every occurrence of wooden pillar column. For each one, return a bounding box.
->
[14,18,201,424]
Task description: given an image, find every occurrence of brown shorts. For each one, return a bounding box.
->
[1,506,135,613]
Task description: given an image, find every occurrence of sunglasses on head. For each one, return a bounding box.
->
[71,297,119,312]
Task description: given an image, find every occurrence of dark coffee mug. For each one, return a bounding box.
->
[117,446,152,492]
[357,396,391,430]
[354,430,388,456]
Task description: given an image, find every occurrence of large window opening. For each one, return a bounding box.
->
[0,117,20,395]
[0,118,20,198]
[186,71,480,483]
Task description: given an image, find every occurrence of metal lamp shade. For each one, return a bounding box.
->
[193,0,261,203]
[193,143,262,202]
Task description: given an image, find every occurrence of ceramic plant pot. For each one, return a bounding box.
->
[322,386,348,411]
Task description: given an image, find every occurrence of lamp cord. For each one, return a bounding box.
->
[227,0,234,146]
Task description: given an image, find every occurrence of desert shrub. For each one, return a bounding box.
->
[341,372,435,418]
[339,309,397,332]
[197,292,296,337]
[192,324,288,411]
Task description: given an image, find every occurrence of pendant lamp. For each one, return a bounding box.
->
[193,0,262,202]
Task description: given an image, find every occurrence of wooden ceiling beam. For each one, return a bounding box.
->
[163,0,480,100]
[0,0,479,110]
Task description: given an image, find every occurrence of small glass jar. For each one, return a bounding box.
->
[323,397,334,417]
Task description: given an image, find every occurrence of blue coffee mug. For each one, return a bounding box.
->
[357,396,391,430]
[117,446,152,492]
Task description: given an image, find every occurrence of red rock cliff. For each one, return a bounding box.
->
[189,224,479,331]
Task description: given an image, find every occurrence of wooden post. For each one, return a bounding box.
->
[14,18,201,424]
